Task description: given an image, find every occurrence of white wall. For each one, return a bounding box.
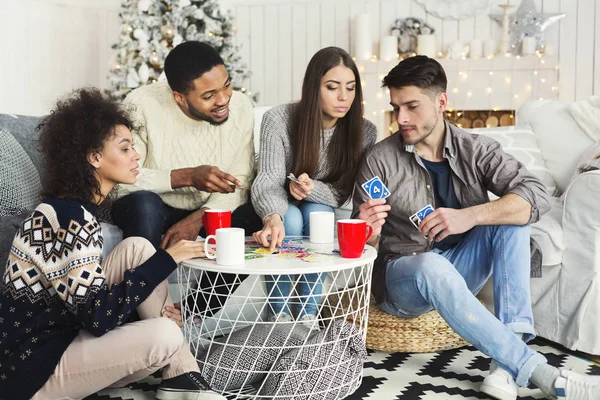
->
[0,0,120,115]
[227,0,600,106]
[0,0,597,115]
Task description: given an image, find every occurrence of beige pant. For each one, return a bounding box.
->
[33,237,199,400]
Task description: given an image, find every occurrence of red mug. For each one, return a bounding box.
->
[202,209,232,236]
[337,219,373,258]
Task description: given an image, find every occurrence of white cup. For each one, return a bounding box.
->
[204,227,245,266]
[309,211,335,244]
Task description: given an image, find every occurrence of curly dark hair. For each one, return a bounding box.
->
[38,88,134,204]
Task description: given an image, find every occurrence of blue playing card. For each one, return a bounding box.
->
[409,204,435,229]
[361,176,391,199]
[416,205,434,221]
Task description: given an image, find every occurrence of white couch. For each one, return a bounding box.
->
[471,100,599,356]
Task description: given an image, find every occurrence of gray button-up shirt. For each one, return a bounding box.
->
[352,122,551,304]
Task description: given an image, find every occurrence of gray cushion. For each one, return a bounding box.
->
[257,320,367,399]
[202,322,311,391]
[0,213,29,274]
[0,129,42,216]
[0,114,44,176]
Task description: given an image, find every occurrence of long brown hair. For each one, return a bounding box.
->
[291,47,364,203]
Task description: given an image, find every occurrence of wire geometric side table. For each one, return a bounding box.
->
[178,237,376,399]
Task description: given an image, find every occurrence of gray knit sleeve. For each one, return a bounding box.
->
[251,106,293,220]
[305,119,378,206]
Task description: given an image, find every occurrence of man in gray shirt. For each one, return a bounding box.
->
[353,56,599,400]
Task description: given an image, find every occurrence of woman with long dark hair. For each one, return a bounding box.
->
[0,88,224,400]
[251,47,377,325]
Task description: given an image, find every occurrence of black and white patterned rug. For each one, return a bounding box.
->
[86,339,599,400]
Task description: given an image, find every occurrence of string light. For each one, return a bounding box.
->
[354,54,557,134]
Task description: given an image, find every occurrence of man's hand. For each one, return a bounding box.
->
[160,212,203,249]
[419,207,477,242]
[289,173,314,200]
[357,199,391,237]
[190,165,241,193]
[253,214,285,250]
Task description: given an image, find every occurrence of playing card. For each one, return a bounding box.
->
[409,204,435,229]
[277,253,302,259]
[361,176,391,199]
[282,239,303,245]
[302,255,324,263]
[244,254,265,260]
[287,174,305,186]
[254,247,278,255]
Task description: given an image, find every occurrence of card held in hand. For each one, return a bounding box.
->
[409,204,435,229]
[361,176,391,199]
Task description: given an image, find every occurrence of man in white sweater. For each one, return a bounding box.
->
[113,41,258,249]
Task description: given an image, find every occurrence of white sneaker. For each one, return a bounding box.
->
[554,369,600,400]
[269,312,293,323]
[299,314,320,331]
[481,361,518,400]
[156,372,227,400]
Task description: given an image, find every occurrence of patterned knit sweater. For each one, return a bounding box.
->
[251,103,377,220]
[117,82,255,211]
[0,197,176,399]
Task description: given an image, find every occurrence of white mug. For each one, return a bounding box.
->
[309,211,335,244]
[204,227,245,266]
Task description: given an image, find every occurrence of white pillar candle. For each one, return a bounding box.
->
[379,36,398,61]
[484,38,497,58]
[544,43,556,56]
[469,39,483,58]
[354,14,372,60]
[521,36,536,55]
[417,34,436,58]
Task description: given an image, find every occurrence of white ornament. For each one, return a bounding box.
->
[138,62,150,83]
[415,0,492,20]
[133,28,148,41]
[127,69,141,88]
[180,0,191,7]
[137,0,151,12]
[173,34,184,47]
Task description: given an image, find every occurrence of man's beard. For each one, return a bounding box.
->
[401,113,439,145]
[186,98,229,126]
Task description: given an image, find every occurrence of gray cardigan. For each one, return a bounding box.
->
[251,102,377,220]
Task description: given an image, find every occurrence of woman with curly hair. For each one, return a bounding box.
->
[0,88,225,400]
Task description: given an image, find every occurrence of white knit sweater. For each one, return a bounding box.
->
[117,82,255,211]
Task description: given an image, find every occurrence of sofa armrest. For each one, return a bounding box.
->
[561,170,600,275]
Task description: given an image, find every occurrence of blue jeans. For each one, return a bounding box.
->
[265,202,333,317]
[380,225,547,387]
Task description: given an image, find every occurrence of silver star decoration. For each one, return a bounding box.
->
[490,0,565,52]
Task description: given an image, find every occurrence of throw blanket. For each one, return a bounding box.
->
[568,96,600,141]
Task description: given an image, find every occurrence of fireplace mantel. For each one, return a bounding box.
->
[358,55,559,139]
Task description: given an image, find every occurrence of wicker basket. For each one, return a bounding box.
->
[323,289,467,353]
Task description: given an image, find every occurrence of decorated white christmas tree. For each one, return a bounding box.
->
[108,0,254,101]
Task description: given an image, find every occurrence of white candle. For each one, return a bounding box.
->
[379,36,398,61]
[544,43,556,56]
[521,36,536,55]
[484,39,497,58]
[354,14,372,60]
[417,34,436,58]
[469,39,483,58]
